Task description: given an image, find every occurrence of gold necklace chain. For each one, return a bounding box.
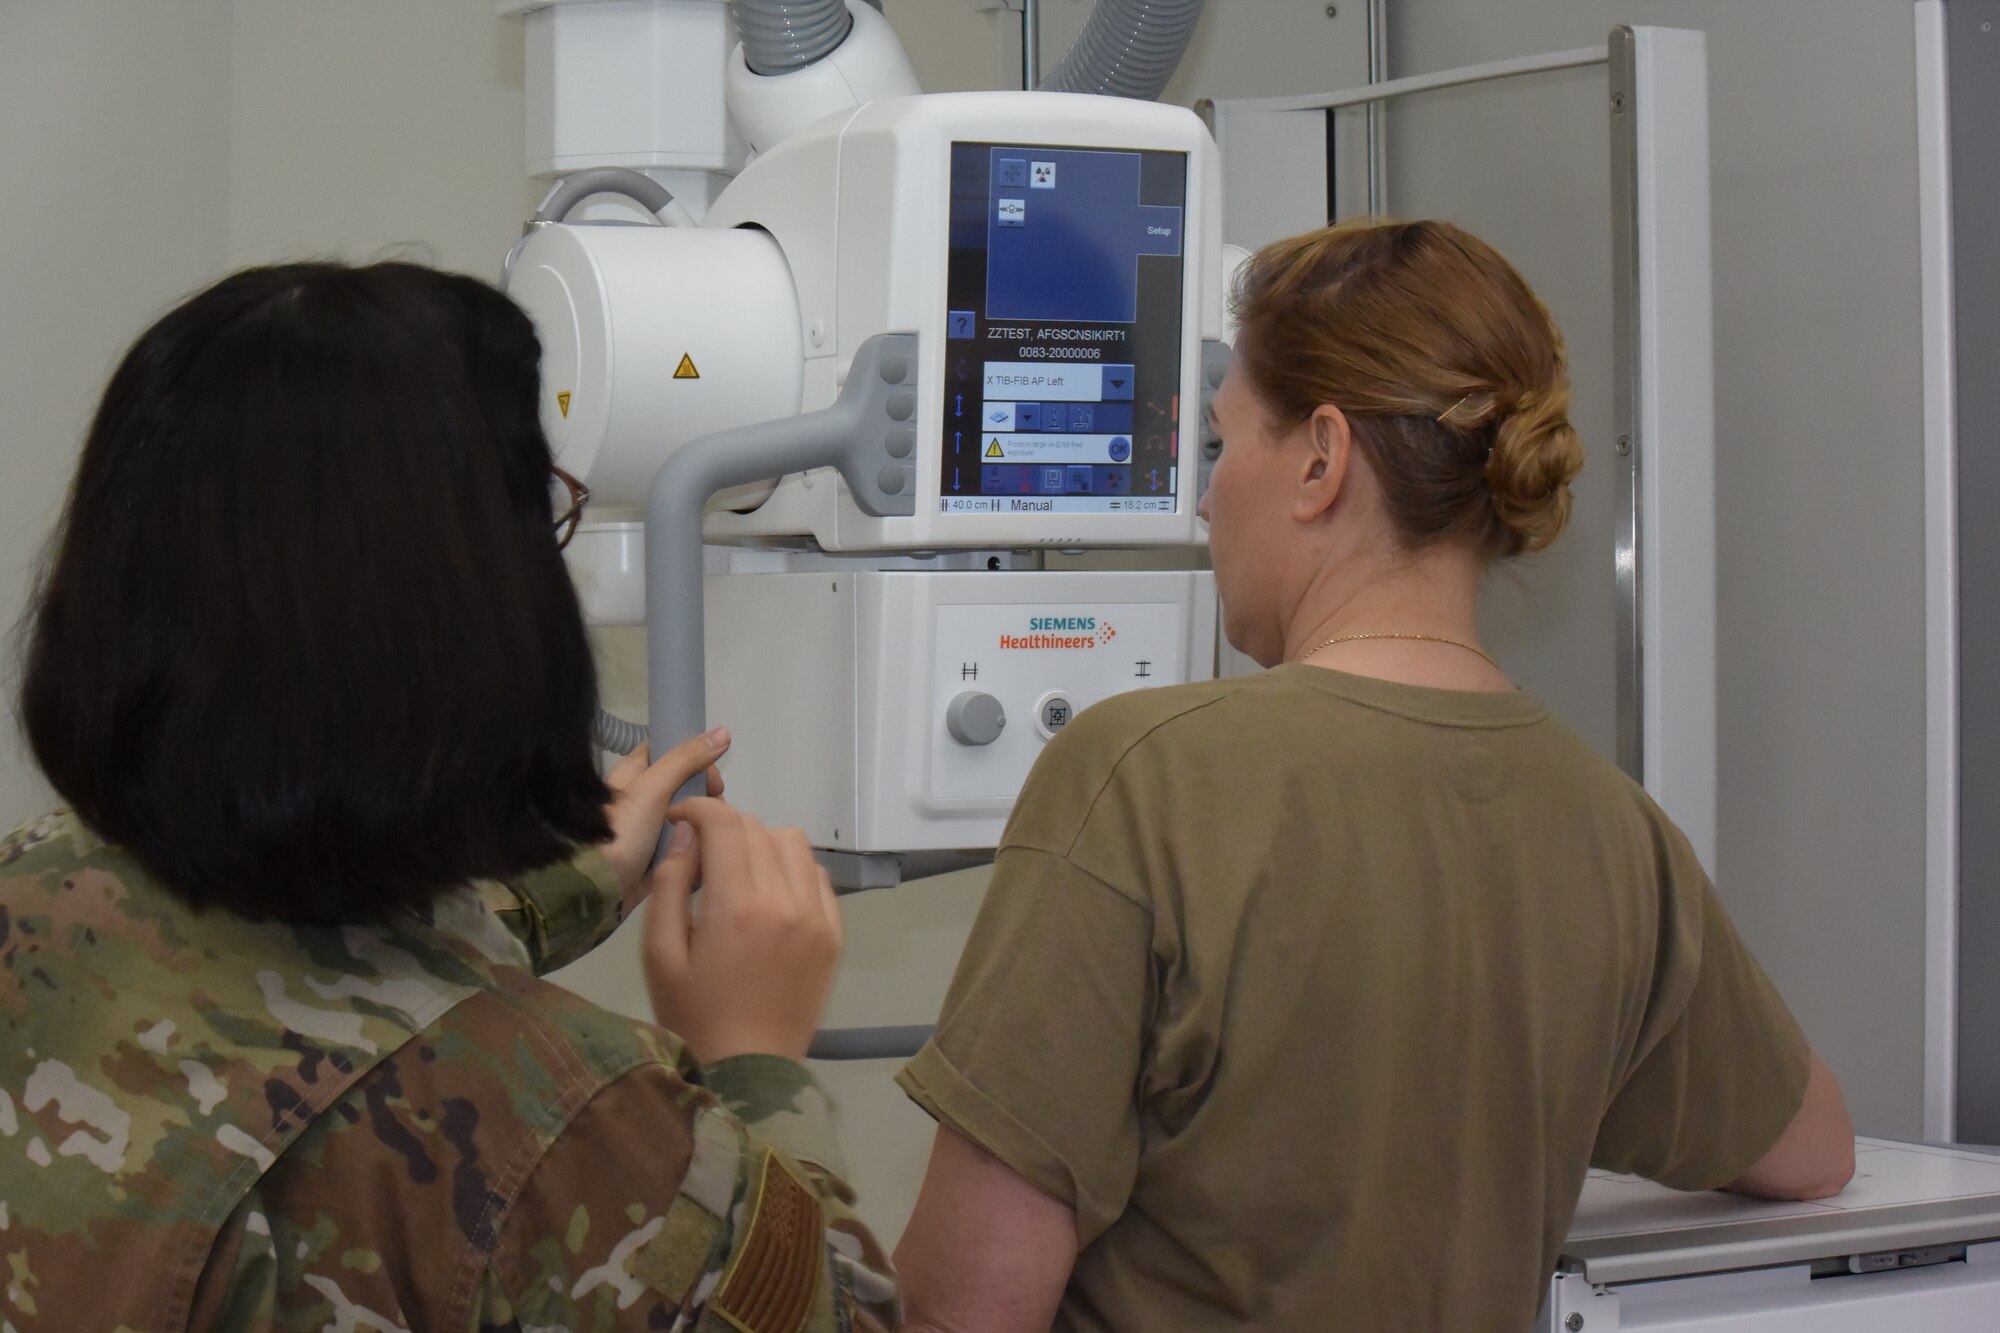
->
[1300,632,1501,671]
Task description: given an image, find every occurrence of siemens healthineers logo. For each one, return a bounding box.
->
[999,616,1119,650]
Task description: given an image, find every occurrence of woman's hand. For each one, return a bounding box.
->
[602,729,729,917]
[642,797,843,1064]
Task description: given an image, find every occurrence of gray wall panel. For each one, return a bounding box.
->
[1388,0,1930,1134]
[1951,0,2000,1142]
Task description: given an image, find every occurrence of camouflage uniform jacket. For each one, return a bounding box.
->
[0,812,899,1332]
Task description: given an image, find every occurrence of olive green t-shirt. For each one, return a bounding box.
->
[897,665,1810,1333]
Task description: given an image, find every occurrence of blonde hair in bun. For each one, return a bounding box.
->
[1230,218,1584,556]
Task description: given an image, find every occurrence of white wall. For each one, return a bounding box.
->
[225,0,541,274]
[0,0,538,838]
[0,0,234,831]
[1386,0,1930,1137]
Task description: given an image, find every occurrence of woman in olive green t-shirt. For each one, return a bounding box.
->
[892,219,1857,1333]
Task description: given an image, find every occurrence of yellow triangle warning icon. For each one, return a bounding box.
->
[673,353,700,380]
[985,439,1004,458]
[556,391,572,418]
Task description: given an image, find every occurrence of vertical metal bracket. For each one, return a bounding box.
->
[1605,26,1717,869]
[1365,0,1387,213]
[1609,27,1644,785]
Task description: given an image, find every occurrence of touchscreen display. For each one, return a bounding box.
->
[938,143,1188,515]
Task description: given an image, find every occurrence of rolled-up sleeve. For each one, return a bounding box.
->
[897,846,1154,1245]
[1592,879,1813,1190]
[481,847,623,975]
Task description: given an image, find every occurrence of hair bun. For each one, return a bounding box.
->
[1485,382,1583,554]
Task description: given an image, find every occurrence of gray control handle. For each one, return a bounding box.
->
[644,334,920,864]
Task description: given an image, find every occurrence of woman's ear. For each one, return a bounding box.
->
[1293,404,1352,522]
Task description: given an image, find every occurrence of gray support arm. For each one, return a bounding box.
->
[806,1025,935,1061]
[644,334,918,855]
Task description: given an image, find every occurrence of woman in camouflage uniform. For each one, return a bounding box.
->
[1,262,898,1332]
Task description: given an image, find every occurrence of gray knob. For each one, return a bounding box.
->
[945,691,1007,746]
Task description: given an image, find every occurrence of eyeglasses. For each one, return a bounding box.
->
[552,466,590,549]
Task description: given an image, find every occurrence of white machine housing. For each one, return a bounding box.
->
[710,91,1221,551]
[509,224,805,509]
[513,91,1224,551]
[1545,1138,2000,1331]
[501,0,747,217]
[706,569,1218,852]
[505,68,1230,856]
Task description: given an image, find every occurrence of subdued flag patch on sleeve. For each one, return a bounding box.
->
[712,1151,825,1333]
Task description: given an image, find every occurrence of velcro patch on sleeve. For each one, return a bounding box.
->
[635,1192,726,1304]
[711,1151,826,1333]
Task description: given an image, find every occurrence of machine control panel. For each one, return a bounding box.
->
[927,595,1202,805]
[939,142,1189,518]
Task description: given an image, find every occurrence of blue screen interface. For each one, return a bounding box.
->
[939,143,1187,515]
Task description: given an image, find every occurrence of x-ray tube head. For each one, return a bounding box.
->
[508,222,805,509]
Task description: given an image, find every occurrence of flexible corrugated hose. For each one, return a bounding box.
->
[732,0,855,75]
[1041,0,1208,102]
[594,710,648,756]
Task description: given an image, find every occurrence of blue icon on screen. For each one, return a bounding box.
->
[1093,402,1133,433]
[1015,402,1041,431]
[1067,403,1092,431]
[1039,466,1067,494]
[949,310,975,338]
[1101,365,1135,400]
[999,158,1028,187]
[1108,436,1132,463]
[1043,402,1068,432]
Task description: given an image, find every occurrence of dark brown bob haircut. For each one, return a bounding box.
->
[19,261,610,924]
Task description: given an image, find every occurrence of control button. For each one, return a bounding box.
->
[878,465,908,496]
[886,427,916,459]
[947,310,976,339]
[997,198,1026,228]
[886,389,916,421]
[1101,364,1135,400]
[1036,692,1076,739]
[1108,436,1132,463]
[946,691,1007,746]
[880,355,910,384]
[998,158,1028,188]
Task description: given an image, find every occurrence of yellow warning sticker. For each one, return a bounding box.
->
[674,353,700,380]
[556,391,572,418]
[985,439,1004,458]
